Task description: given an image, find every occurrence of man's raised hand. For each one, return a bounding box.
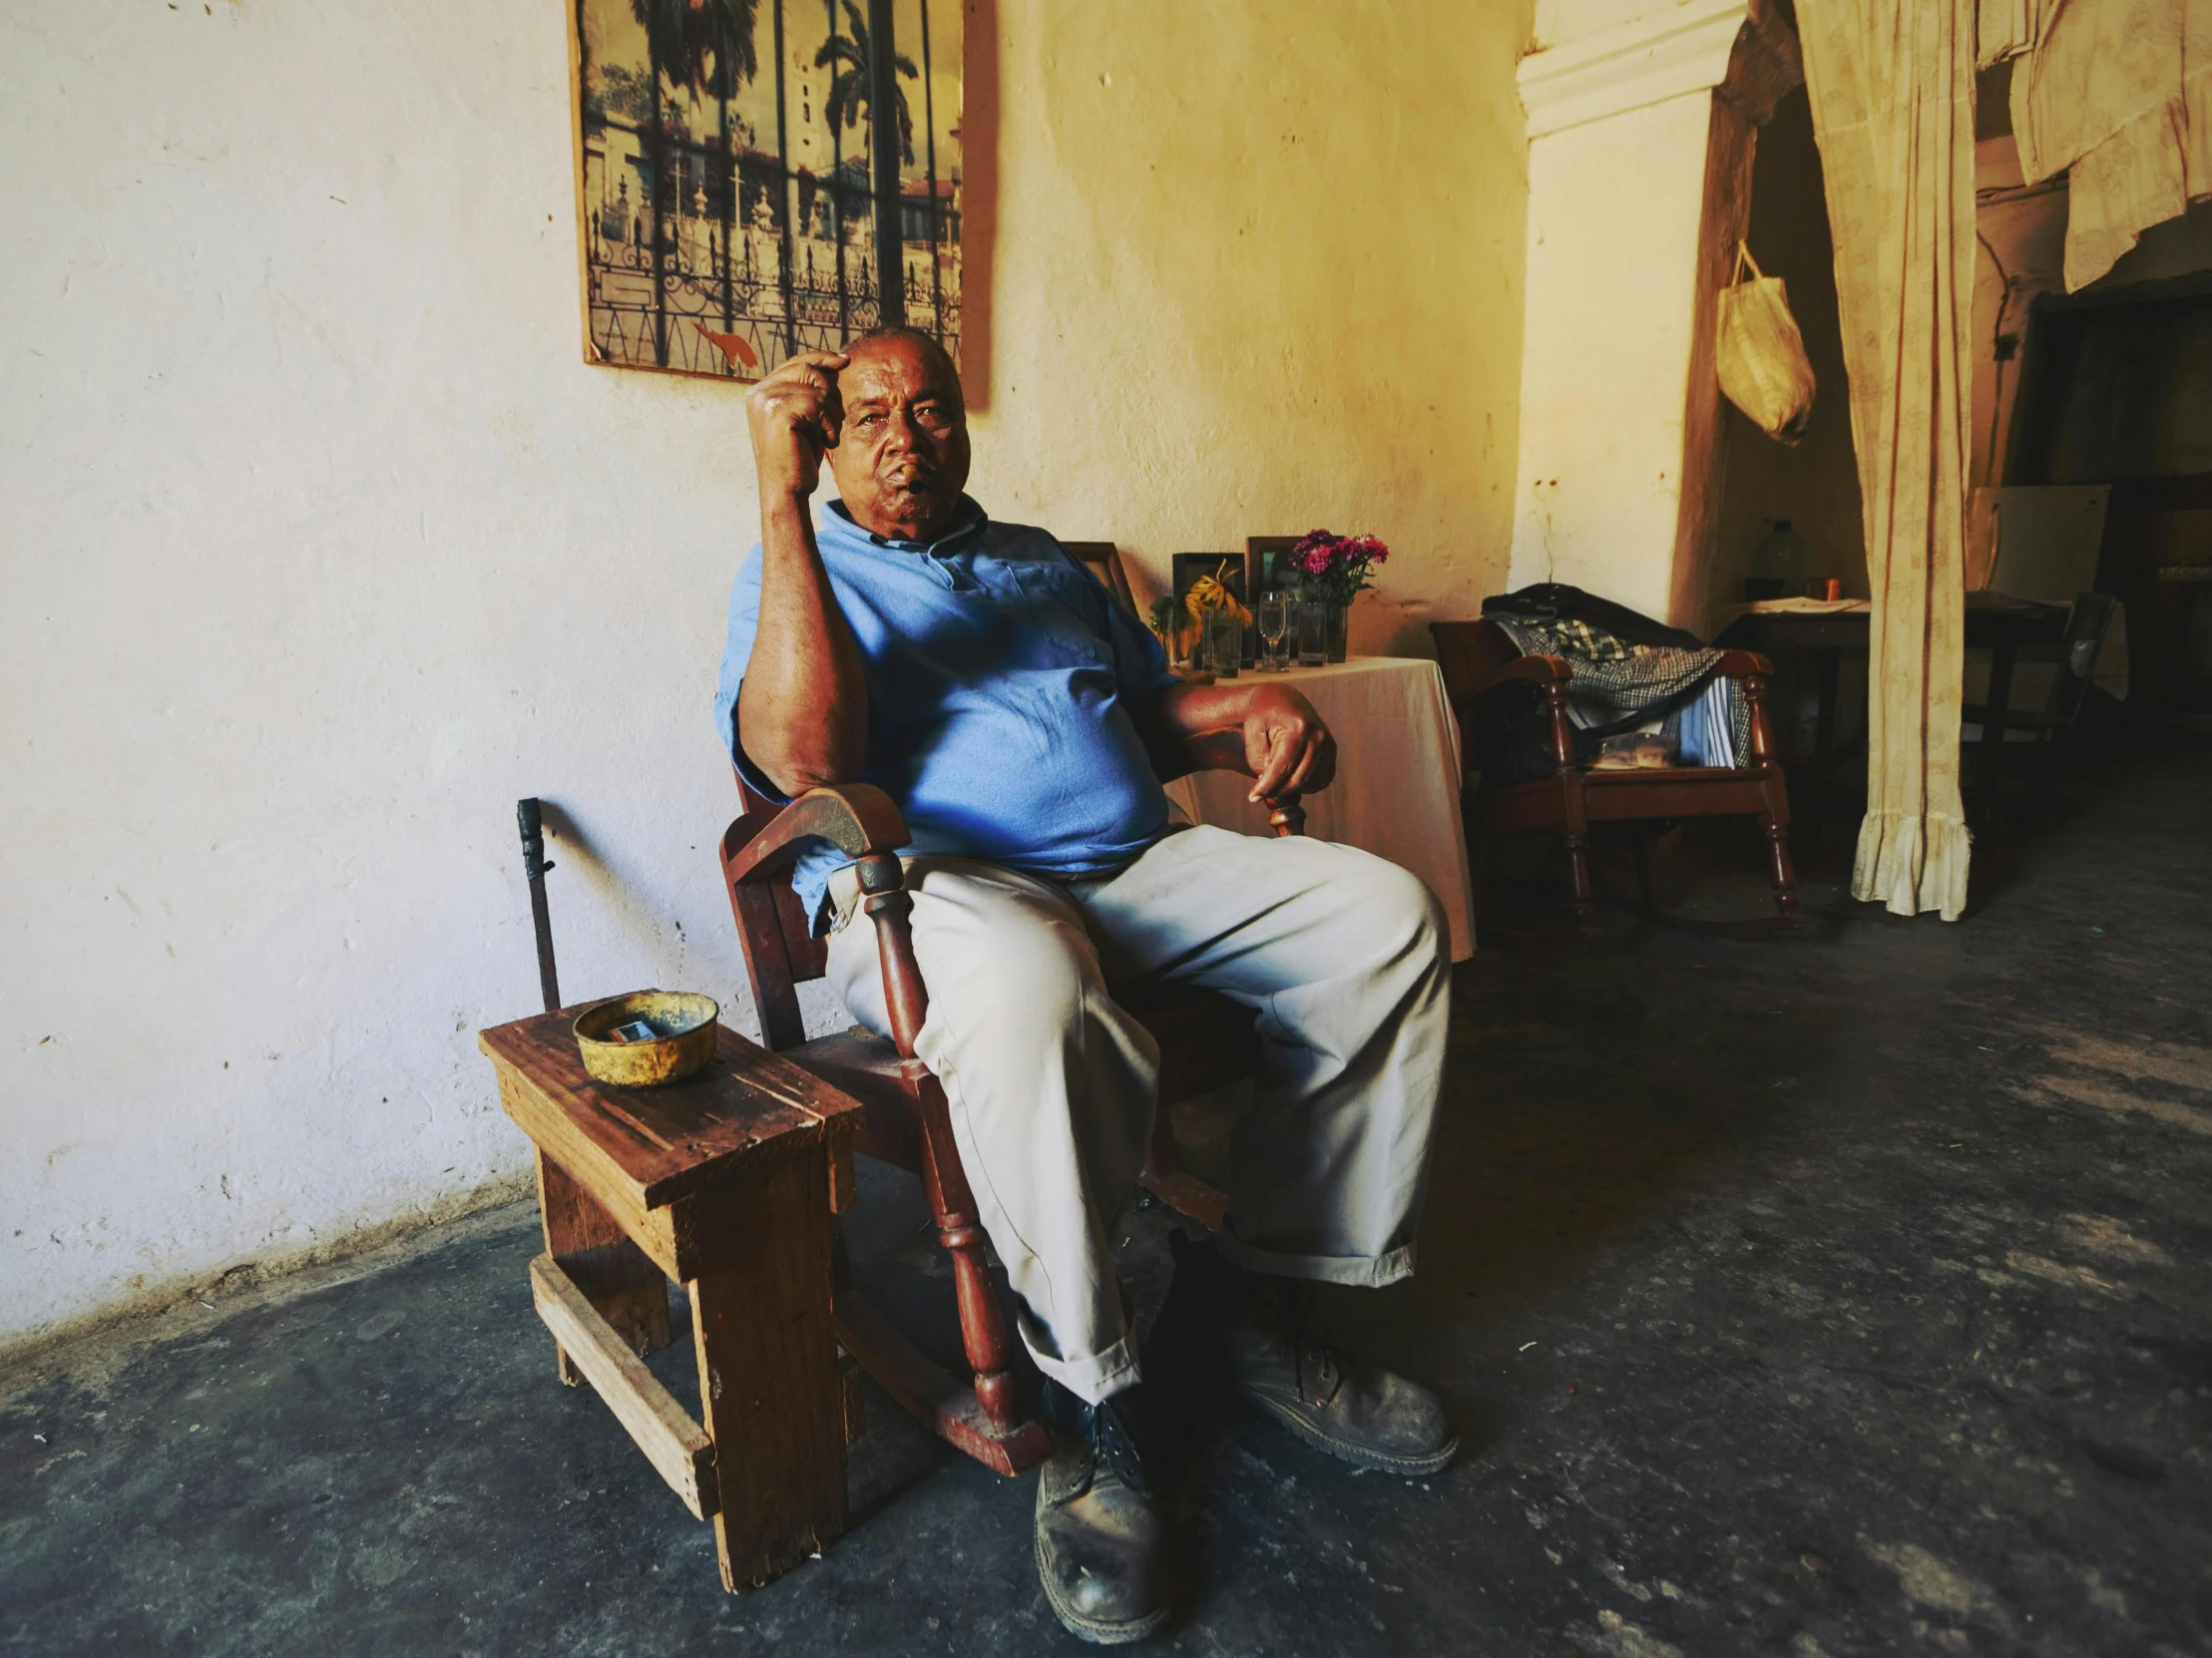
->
[744,349,849,503]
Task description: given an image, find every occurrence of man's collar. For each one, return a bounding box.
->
[825,496,988,556]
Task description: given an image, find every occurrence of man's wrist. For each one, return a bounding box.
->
[759,491,819,552]
[1155,677,1255,736]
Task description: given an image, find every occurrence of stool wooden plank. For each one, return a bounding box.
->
[684,1141,846,1586]
[483,1015,859,1207]
[480,1008,865,1592]
[530,1253,716,1517]
[535,1154,670,1378]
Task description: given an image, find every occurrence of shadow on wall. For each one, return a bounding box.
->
[523,798,750,1027]
[1710,85,1867,626]
[959,0,997,414]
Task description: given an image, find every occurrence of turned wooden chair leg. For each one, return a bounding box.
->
[1755,736,1801,924]
[915,1076,1021,1429]
[856,866,1023,1430]
[1544,681,1599,937]
[1741,674,1803,927]
[1562,832,1597,933]
[1761,813,1801,924]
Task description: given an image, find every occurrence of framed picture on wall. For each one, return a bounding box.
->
[568,0,964,383]
[1171,553,1255,667]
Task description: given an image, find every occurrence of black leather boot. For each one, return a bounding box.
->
[1034,1380,1169,1644]
[1152,1231,1458,1476]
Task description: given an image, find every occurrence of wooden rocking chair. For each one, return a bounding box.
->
[1432,618,1799,933]
[717,731,1306,1476]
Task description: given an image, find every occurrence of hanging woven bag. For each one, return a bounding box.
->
[1715,241,1817,445]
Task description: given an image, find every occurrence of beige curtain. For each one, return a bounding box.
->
[2004,0,2212,290]
[1976,0,2053,67]
[1798,0,1978,920]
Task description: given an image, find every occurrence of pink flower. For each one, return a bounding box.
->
[1286,529,1388,598]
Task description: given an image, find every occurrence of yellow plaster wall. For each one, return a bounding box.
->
[963,0,1534,654]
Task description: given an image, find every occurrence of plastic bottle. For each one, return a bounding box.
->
[1744,519,1804,601]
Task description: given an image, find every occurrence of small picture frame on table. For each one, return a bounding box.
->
[1245,537,1303,607]
[1170,553,1255,668]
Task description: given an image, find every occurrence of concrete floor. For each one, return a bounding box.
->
[5,747,2210,1657]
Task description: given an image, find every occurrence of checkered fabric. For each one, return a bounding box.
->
[1491,616,1752,765]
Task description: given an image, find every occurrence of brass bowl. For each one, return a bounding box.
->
[573,991,720,1087]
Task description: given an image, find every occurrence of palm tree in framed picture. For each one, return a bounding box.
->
[630,0,761,364]
[815,0,919,326]
[816,0,919,168]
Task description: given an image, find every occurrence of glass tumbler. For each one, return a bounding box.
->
[1296,600,1330,668]
[1206,610,1241,678]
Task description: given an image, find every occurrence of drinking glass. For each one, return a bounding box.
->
[1296,600,1330,668]
[1171,606,1202,671]
[1206,610,1241,678]
[1256,592,1290,670]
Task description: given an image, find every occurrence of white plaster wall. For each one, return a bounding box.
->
[1506,91,1713,618]
[1534,0,1685,52]
[1,0,775,1348]
[0,0,1531,1348]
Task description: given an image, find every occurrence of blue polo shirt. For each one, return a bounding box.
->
[713,498,1179,929]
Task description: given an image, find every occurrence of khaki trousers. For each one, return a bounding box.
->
[824,824,1450,1405]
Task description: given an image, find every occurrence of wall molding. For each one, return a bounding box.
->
[1519,0,1752,139]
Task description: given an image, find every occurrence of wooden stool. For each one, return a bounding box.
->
[479,1009,865,1592]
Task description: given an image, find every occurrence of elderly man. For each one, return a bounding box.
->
[715,326,1452,1644]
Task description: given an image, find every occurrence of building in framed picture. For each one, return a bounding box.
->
[569,0,961,382]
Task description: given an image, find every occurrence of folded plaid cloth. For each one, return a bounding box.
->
[1489,615,1752,770]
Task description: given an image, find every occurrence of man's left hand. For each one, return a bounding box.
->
[1242,684,1335,802]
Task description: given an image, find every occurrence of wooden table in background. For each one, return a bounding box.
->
[479,1010,864,1593]
[1714,597,2069,774]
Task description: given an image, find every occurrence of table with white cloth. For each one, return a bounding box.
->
[1161,654,1477,962]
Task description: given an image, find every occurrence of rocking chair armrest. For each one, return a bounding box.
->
[1167,726,1308,837]
[1709,649,1776,680]
[1459,652,1574,701]
[723,782,911,888]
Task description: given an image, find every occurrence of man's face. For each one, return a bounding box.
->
[827,335,971,544]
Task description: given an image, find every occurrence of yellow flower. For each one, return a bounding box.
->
[1186,561,1253,627]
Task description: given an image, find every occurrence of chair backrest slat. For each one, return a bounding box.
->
[1428,620,1523,705]
[720,768,830,1054]
[731,771,830,981]
[1061,541,1137,615]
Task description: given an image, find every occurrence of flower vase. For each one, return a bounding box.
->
[1323,600,1349,663]
[1300,595,1349,662]
[1173,619,1205,675]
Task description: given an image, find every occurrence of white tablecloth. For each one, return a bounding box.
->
[1162,655,1477,961]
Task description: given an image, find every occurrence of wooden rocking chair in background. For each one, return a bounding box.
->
[1061,541,1137,615]
[1431,619,1799,933]
[717,732,1306,1476]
